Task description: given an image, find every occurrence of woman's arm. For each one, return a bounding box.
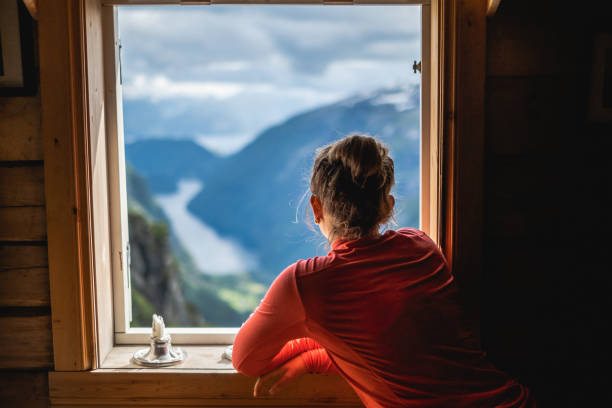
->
[250,337,339,397]
[268,338,338,374]
[232,265,308,377]
[300,347,338,374]
[253,348,338,397]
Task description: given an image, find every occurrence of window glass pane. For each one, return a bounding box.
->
[118,5,421,328]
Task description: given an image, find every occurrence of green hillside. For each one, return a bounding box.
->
[126,164,261,327]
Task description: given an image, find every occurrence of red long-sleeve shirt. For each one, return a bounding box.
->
[233,228,534,407]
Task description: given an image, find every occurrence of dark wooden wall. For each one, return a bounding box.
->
[0,19,52,408]
[482,1,611,406]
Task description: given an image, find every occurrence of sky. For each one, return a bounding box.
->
[118,5,421,155]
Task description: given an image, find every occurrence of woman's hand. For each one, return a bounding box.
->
[253,354,307,397]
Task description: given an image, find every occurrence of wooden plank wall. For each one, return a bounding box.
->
[0,22,52,408]
[482,1,612,406]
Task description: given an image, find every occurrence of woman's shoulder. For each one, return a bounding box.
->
[392,227,443,254]
[395,227,427,237]
[395,227,436,243]
[287,253,338,279]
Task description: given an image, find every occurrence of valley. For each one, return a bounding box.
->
[125,86,421,326]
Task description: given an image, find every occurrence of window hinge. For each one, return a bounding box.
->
[117,38,123,85]
[126,242,132,323]
[413,60,422,74]
[126,242,131,288]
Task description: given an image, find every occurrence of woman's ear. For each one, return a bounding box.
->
[388,195,395,210]
[310,195,323,223]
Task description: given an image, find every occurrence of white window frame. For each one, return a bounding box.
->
[103,0,434,345]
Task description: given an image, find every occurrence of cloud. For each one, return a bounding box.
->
[255,9,420,74]
[118,5,422,141]
[206,61,250,72]
[365,39,420,58]
[123,75,246,100]
[123,73,344,103]
[118,6,420,80]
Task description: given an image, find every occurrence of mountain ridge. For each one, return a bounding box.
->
[126,85,421,283]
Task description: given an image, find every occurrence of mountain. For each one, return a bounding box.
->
[126,165,169,220]
[126,164,256,327]
[187,86,421,282]
[127,86,421,285]
[126,139,219,194]
[123,98,255,144]
[128,210,202,326]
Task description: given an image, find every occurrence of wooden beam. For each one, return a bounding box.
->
[0,315,53,369]
[104,0,424,4]
[427,0,446,244]
[85,0,115,369]
[39,0,96,371]
[49,370,361,407]
[440,0,487,320]
[39,0,119,372]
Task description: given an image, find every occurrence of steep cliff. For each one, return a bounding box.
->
[126,165,248,327]
[128,210,203,326]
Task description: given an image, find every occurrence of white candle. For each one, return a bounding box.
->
[152,314,165,339]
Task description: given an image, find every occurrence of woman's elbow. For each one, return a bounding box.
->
[232,346,262,376]
[233,359,263,377]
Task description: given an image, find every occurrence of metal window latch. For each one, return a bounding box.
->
[126,242,131,288]
[413,60,422,74]
[118,39,123,85]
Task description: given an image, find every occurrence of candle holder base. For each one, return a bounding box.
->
[132,336,186,368]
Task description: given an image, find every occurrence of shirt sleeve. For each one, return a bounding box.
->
[269,337,322,367]
[265,338,338,374]
[232,264,307,377]
[300,348,338,374]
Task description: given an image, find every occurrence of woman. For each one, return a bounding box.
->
[233,134,534,407]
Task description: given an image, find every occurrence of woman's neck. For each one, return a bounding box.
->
[329,228,381,246]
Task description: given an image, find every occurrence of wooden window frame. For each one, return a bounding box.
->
[40,0,485,405]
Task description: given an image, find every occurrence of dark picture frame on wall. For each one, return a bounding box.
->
[589,34,612,122]
[0,0,36,97]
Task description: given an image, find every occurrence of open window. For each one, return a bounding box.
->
[42,0,488,404]
[104,1,438,345]
[41,0,491,387]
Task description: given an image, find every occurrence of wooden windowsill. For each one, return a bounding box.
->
[49,346,362,407]
[101,345,234,370]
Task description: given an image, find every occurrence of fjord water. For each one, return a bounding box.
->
[155,179,257,275]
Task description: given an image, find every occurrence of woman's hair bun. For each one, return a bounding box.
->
[327,134,386,188]
[310,133,395,241]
